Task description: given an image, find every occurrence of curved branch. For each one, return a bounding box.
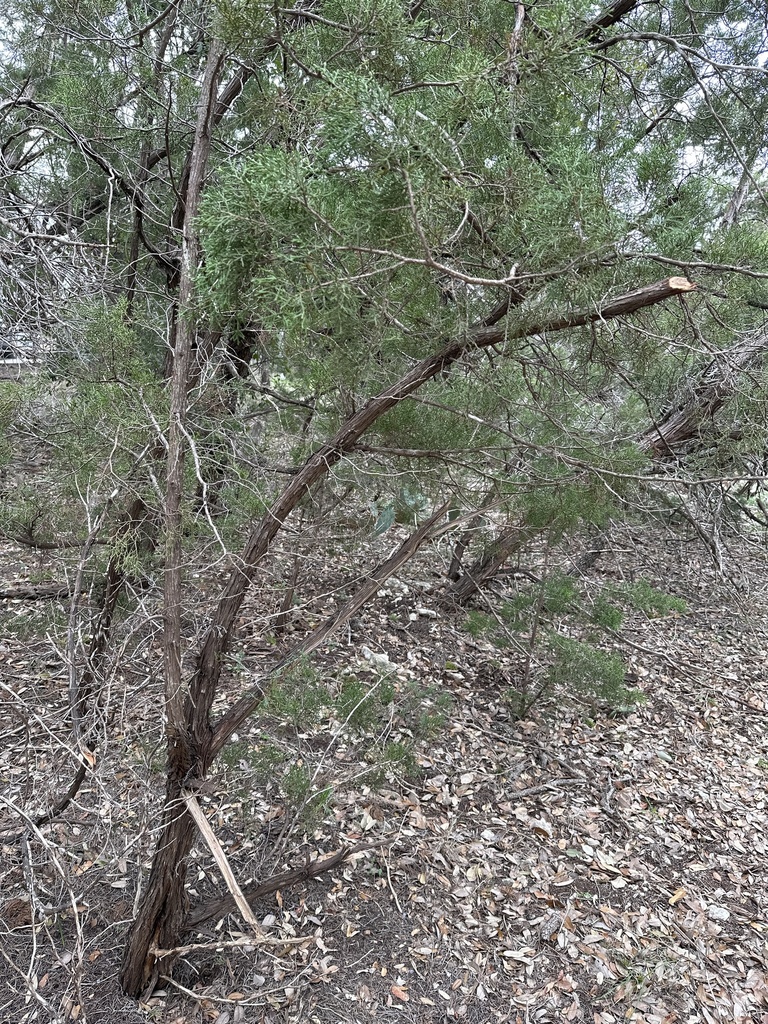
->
[195,276,696,757]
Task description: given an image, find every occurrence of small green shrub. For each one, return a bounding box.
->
[400,679,453,739]
[542,573,579,614]
[220,736,285,781]
[499,593,533,629]
[589,595,624,630]
[283,764,312,804]
[546,635,642,710]
[383,741,418,778]
[464,609,495,638]
[363,741,419,786]
[335,674,395,732]
[279,766,333,827]
[263,656,328,727]
[503,687,528,720]
[622,579,686,617]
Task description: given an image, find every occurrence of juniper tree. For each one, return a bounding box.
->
[2,0,768,997]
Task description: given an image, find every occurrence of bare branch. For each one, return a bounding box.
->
[577,0,644,43]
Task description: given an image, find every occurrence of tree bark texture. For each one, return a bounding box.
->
[450,524,537,604]
[638,329,768,458]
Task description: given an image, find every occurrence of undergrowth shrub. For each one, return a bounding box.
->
[545,635,641,711]
[461,567,687,715]
[621,578,687,617]
[224,659,451,831]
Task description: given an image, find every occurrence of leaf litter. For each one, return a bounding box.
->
[1,525,768,1023]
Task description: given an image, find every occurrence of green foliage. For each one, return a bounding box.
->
[546,636,641,710]
[0,485,52,541]
[334,669,448,742]
[371,503,396,538]
[5,0,764,610]
[335,674,395,732]
[394,483,430,523]
[367,484,432,535]
[621,580,687,618]
[248,740,285,779]
[521,478,616,535]
[362,740,419,787]
[282,764,312,805]
[589,595,624,631]
[464,610,496,639]
[380,741,418,779]
[0,383,21,468]
[1,603,65,642]
[400,678,453,740]
[542,573,579,614]
[279,765,334,825]
[499,594,534,630]
[263,657,329,728]
[459,568,645,715]
[5,0,768,928]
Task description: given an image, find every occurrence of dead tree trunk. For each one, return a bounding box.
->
[638,329,768,458]
[118,770,202,994]
[449,524,536,603]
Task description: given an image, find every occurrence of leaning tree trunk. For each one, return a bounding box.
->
[450,523,536,603]
[119,243,696,992]
[638,328,768,458]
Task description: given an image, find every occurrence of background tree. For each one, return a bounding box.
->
[2,0,768,999]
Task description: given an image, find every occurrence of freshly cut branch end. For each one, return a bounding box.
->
[668,276,697,292]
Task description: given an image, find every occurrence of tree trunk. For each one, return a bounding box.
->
[120,39,225,998]
[638,329,768,458]
[118,763,201,995]
[449,523,535,603]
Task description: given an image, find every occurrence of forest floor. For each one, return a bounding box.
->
[1,523,768,1024]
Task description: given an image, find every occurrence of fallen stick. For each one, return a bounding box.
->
[186,838,390,929]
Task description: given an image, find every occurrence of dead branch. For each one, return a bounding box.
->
[0,582,73,600]
[186,839,390,930]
